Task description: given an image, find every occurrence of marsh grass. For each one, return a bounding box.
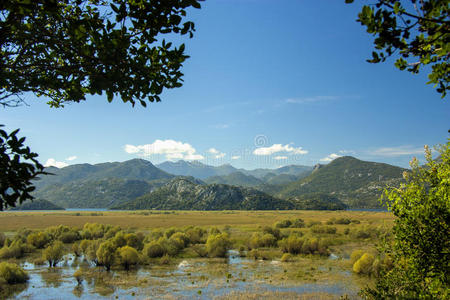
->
[0,210,393,231]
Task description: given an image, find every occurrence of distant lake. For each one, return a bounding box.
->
[65,208,109,211]
[346,208,388,212]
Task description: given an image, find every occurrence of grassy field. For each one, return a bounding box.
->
[0,210,394,231]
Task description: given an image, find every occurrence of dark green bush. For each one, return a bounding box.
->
[274,219,292,228]
[290,218,305,228]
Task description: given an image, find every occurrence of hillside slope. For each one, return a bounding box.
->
[278,156,405,208]
[113,177,295,210]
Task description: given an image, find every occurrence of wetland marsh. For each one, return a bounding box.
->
[0,210,394,299]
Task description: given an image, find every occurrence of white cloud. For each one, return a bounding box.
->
[44,158,68,168]
[320,153,342,162]
[66,156,77,161]
[208,148,226,159]
[231,156,241,160]
[274,156,288,160]
[286,96,339,104]
[253,144,308,156]
[208,148,219,154]
[368,146,424,157]
[124,140,204,161]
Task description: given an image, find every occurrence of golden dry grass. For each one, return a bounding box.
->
[0,210,394,231]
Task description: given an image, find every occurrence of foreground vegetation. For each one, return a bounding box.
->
[0,210,394,298]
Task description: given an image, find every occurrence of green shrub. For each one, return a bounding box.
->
[208,227,221,236]
[117,246,139,270]
[274,219,292,228]
[86,240,101,265]
[143,241,165,258]
[307,220,322,227]
[27,232,50,249]
[280,253,293,262]
[353,253,375,274]
[96,241,117,271]
[352,227,376,239]
[310,225,337,234]
[159,254,170,265]
[72,242,81,257]
[335,218,351,225]
[326,218,336,225]
[0,262,28,284]
[290,218,305,228]
[59,230,80,243]
[206,233,231,258]
[79,239,90,255]
[81,223,106,239]
[279,235,303,254]
[125,233,143,250]
[350,250,365,264]
[261,226,282,239]
[170,232,190,248]
[43,241,64,267]
[185,227,206,244]
[260,234,277,247]
[0,240,25,259]
[164,227,180,239]
[112,231,127,248]
[104,226,121,239]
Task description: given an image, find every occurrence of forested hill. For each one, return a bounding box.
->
[276,156,406,208]
[10,199,64,210]
[112,177,296,210]
[204,172,264,187]
[34,158,173,189]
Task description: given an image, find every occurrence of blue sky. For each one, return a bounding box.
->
[2,0,449,169]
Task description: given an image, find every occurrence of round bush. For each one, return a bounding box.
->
[206,233,231,258]
[143,241,165,258]
[0,262,29,284]
[117,246,139,270]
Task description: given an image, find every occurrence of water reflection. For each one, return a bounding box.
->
[11,250,360,299]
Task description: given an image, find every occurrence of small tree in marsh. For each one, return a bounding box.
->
[43,241,64,267]
[362,142,450,299]
[96,241,116,271]
[117,246,139,270]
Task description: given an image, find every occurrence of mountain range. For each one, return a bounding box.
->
[30,156,406,210]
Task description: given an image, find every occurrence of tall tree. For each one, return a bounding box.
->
[0,0,202,209]
[346,0,449,98]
